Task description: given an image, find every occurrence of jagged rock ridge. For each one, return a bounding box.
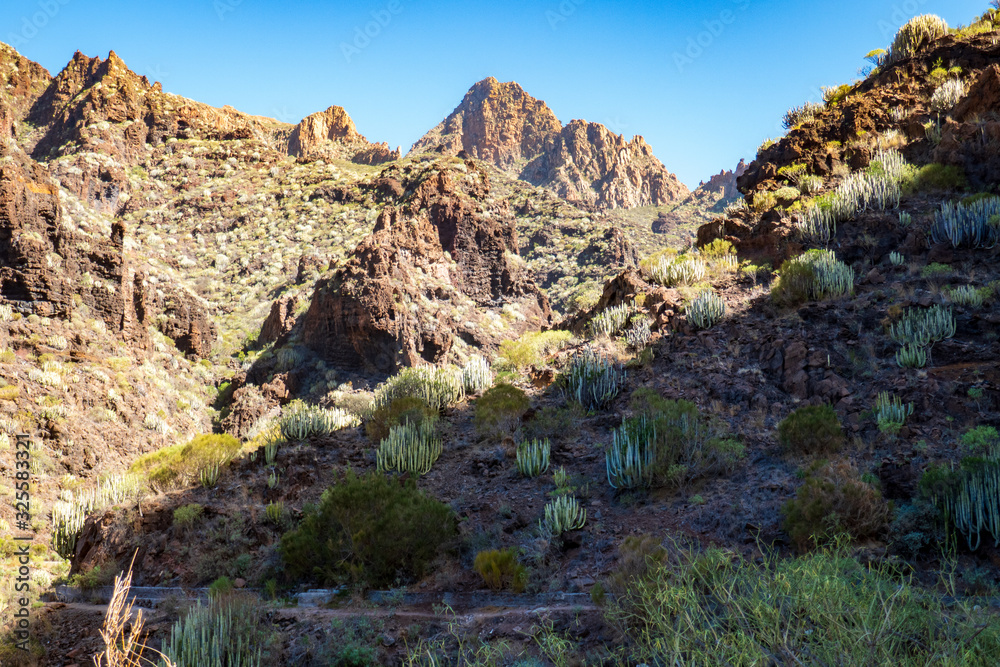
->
[410,77,689,210]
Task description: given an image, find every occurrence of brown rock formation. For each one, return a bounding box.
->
[410,77,688,210]
[287,105,400,165]
[302,160,551,372]
[0,141,215,356]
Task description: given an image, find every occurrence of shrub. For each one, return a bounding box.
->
[909,163,967,192]
[781,460,891,551]
[496,330,575,370]
[778,405,844,455]
[604,534,667,599]
[280,472,456,587]
[173,503,204,529]
[208,576,234,599]
[782,101,823,129]
[961,426,999,456]
[615,389,743,489]
[558,348,625,411]
[604,539,1000,665]
[365,395,437,444]
[884,14,949,68]
[129,433,241,490]
[473,548,526,592]
[771,250,854,306]
[822,83,852,106]
[475,383,530,439]
[0,385,19,400]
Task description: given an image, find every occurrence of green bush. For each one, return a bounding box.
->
[497,330,575,370]
[129,433,241,490]
[605,539,1000,665]
[625,389,744,487]
[475,383,530,439]
[781,460,891,551]
[173,503,204,529]
[365,395,437,444]
[961,426,999,456]
[473,548,526,592]
[905,163,967,192]
[778,405,844,455]
[280,472,456,587]
[771,250,854,307]
[208,575,235,599]
[605,534,667,599]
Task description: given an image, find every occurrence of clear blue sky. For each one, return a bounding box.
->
[0,0,988,188]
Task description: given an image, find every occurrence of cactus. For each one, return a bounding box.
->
[0,303,11,321]
[889,251,905,267]
[899,211,913,227]
[371,366,465,414]
[559,348,626,411]
[606,416,655,490]
[376,419,442,476]
[517,439,551,478]
[199,463,220,488]
[874,391,913,433]
[948,285,984,308]
[623,315,652,350]
[264,501,285,526]
[810,250,855,299]
[589,301,638,338]
[648,255,706,287]
[895,343,928,369]
[461,356,493,395]
[928,450,1000,551]
[930,79,967,114]
[884,14,949,68]
[279,402,359,442]
[51,473,146,558]
[929,197,1000,249]
[162,599,264,667]
[686,291,725,330]
[540,496,586,536]
[798,206,836,245]
[887,305,955,347]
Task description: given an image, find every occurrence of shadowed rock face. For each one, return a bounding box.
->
[302,159,551,373]
[410,77,688,210]
[0,141,215,356]
[287,105,400,165]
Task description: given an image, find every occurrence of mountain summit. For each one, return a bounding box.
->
[410,77,689,210]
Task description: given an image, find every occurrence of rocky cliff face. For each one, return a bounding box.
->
[287,105,400,165]
[410,77,688,210]
[410,77,562,169]
[302,158,551,372]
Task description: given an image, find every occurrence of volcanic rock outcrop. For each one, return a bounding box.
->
[0,140,215,356]
[302,158,551,372]
[410,77,688,210]
[287,105,400,165]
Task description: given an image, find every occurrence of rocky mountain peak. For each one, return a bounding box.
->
[410,78,688,210]
[410,77,561,170]
[287,104,399,165]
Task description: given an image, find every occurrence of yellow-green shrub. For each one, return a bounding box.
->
[130,433,241,489]
[497,330,574,370]
[473,548,526,592]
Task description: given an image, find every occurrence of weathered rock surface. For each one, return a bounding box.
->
[410,77,688,210]
[302,159,551,372]
[287,105,400,165]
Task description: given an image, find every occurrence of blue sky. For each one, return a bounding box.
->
[0,0,988,188]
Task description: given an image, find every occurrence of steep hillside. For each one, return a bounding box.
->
[6,10,1000,664]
